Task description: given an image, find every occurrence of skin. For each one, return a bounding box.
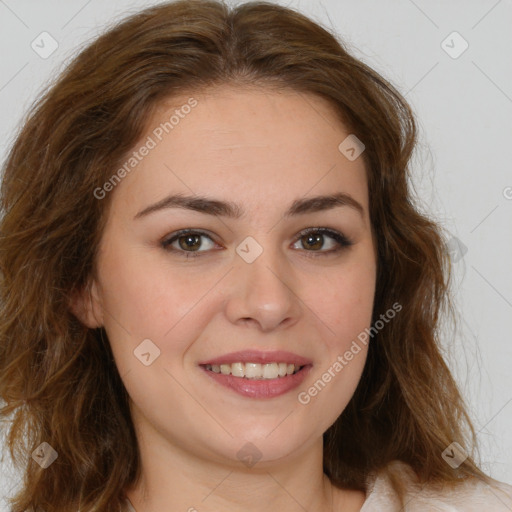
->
[73,84,377,511]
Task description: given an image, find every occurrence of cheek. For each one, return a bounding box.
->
[98,241,201,333]
[295,258,374,426]
[97,243,225,368]
[309,257,376,353]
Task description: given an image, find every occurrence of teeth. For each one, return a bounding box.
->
[231,362,244,377]
[245,363,261,379]
[204,362,302,379]
[262,363,278,379]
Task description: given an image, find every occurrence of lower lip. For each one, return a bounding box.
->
[200,365,312,399]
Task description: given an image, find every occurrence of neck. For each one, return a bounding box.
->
[124,431,338,511]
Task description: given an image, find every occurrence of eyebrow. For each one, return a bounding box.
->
[133,192,364,220]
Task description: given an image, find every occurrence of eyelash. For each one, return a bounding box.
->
[161,227,354,259]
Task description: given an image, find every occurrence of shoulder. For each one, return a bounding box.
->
[360,460,512,512]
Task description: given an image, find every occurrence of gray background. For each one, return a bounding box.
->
[1,0,511,508]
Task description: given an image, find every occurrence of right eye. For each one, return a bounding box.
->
[161,229,219,258]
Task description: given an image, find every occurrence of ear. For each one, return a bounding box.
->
[69,279,104,328]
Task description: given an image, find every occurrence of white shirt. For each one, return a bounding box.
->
[360,461,512,511]
[123,461,512,511]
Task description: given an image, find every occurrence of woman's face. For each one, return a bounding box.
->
[77,85,377,467]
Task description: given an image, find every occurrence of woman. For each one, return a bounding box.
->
[0,1,511,511]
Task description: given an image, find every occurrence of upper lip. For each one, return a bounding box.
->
[199,350,312,366]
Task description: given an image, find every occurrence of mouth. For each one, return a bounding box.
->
[198,350,313,399]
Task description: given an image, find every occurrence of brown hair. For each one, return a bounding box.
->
[0,0,488,510]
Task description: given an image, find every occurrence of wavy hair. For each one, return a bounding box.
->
[0,0,487,510]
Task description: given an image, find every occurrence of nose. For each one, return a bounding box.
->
[224,243,302,332]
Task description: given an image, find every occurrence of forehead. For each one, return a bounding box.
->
[152,84,348,154]
[109,85,369,219]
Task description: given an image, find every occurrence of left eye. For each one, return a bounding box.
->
[161,228,353,258]
[292,227,352,254]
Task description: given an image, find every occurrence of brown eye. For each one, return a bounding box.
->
[177,234,202,251]
[161,227,353,259]
[162,229,216,258]
[300,232,324,250]
[293,228,353,256]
